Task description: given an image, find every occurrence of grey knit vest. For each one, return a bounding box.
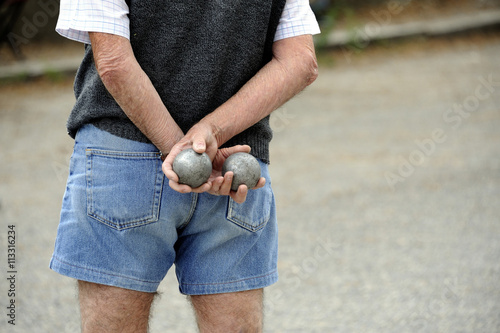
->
[68,0,287,163]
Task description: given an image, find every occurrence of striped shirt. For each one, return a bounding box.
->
[56,0,320,44]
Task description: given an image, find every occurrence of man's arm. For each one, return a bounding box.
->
[89,32,184,155]
[163,34,318,199]
[203,34,319,147]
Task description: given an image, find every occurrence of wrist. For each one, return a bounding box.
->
[198,113,235,148]
[186,121,217,147]
[156,127,184,156]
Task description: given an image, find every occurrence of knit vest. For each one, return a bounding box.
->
[68,0,287,163]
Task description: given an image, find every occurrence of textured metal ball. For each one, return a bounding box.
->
[172,148,212,188]
[222,152,261,191]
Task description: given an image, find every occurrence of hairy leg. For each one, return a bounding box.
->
[190,289,264,333]
[78,281,156,333]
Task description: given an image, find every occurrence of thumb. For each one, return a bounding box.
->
[192,134,206,153]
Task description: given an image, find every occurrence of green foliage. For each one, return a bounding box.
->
[0,72,28,85]
[43,68,65,82]
[314,0,361,52]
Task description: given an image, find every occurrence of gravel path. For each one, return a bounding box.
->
[1,35,499,332]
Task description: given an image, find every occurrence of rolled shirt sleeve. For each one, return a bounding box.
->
[274,0,321,41]
[56,0,130,44]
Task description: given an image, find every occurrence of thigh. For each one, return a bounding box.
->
[79,281,156,333]
[190,289,264,332]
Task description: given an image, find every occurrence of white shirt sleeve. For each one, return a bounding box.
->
[56,0,130,44]
[274,0,321,41]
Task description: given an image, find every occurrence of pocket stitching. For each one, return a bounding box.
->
[226,186,272,232]
[85,149,163,230]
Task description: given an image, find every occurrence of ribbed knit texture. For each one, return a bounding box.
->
[68,0,287,164]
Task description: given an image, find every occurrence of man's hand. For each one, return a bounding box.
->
[162,123,265,204]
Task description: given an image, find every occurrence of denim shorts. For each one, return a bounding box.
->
[50,125,278,294]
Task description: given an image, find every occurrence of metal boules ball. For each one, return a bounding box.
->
[172,148,212,188]
[222,152,261,191]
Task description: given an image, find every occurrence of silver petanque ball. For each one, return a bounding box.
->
[222,152,261,191]
[172,148,212,188]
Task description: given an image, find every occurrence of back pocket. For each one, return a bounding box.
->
[86,149,163,230]
[227,184,274,232]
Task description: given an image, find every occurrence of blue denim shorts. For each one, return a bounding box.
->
[50,125,278,294]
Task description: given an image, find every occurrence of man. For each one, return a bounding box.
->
[50,0,319,331]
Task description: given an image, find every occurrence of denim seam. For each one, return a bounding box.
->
[51,255,161,285]
[180,269,278,287]
[88,149,162,158]
[151,156,164,227]
[178,193,198,229]
[226,186,272,232]
[86,149,93,225]
[227,201,268,232]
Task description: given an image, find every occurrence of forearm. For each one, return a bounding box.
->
[89,32,184,154]
[199,34,318,146]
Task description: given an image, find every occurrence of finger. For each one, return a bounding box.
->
[220,145,251,158]
[212,145,251,170]
[230,184,248,204]
[162,141,190,181]
[162,160,179,183]
[252,177,266,190]
[168,179,193,194]
[217,171,233,196]
[208,176,224,194]
[191,133,207,154]
[190,182,212,193]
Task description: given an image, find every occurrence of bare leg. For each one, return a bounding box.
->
[190,289,264,333]
[78,281,155,333]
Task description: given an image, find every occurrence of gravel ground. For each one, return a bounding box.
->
[1,34,499,332]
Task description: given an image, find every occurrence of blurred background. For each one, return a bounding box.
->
[1,0,500,332]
